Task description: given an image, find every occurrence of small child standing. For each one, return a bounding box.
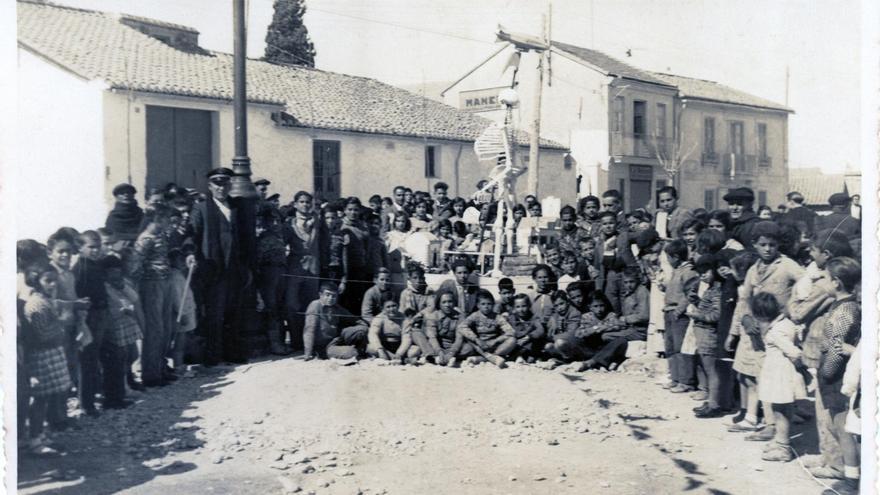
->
[73,230,111,416]
[529,264,557,327]
[816,257,862,493]
[752,292,807,462]
[688,254,729,418]
[662,239,698,393]
[23,261,73,453]
[102,256,141,409]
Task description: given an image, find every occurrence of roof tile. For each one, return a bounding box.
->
[18,0,566,149]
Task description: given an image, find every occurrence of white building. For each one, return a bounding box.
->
[16,0,571,241]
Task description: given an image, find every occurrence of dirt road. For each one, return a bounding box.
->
[19,356,827,494]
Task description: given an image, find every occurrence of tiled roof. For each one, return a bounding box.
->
[789,168,846,205]
[651,73,792,113]
[18,0,566,149]
[551,41,674,87]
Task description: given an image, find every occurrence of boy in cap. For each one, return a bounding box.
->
[105,183,144,244]
[253,177,271,201]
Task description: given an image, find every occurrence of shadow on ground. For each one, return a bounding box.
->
[17,364,237,495]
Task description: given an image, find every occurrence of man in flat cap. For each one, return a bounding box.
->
[780,191,818,237]
[723,187,760,247]
[105,183,144,243]
[254,177,271,201]
[190,168,249,366]
[817,193,860,240]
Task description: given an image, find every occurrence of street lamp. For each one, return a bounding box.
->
[229,0,258,201]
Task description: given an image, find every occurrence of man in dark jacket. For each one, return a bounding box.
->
[105,183,144,243]
[780,191,818,236]
[817,193,860,240]
[724,187,760,248]
[190,168,249,366]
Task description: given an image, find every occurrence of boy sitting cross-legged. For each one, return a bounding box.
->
[456,289,517,365]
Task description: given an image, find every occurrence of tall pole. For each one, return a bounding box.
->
[527,13,546,197]
[230,0,257,200]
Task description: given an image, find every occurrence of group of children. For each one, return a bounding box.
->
[18,184,197,455]
[17,179,864,495]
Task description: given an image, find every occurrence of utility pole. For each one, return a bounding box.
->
[784,65,790,106]
[527,12,548,196]
[229,0,258,272]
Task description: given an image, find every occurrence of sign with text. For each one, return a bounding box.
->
[459,87,507,113]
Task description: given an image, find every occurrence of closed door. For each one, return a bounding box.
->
[631,179,652,211]
[313,140,341,200]
[146,105,213,191]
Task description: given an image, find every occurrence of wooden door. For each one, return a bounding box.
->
[146,105,213,192]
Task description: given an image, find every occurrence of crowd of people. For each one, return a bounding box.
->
[17,167,863,493]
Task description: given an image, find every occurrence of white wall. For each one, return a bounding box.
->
[17,49,106,241]
[105,91,576,206]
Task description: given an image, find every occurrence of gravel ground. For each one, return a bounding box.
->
[18,355,828,494]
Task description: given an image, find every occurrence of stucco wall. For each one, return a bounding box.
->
[103,91,575,207]
[676,100,790,210]
[17,49,107,241]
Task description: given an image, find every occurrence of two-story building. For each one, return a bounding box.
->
[652,73,793,211]
[443,39,792,211]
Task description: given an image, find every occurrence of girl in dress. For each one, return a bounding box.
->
[753,292,806,462]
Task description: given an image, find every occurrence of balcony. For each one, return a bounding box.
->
[610,132,673,160]
[721,153,757,179]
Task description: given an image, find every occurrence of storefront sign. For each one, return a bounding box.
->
[459,87,507,112]
[630,164,654,180]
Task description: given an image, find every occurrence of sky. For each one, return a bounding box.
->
[51,0,864,173]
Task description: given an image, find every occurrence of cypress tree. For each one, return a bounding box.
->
[264,0,316,67]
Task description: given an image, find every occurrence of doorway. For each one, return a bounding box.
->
[146,105,213,191]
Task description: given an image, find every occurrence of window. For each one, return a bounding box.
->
[758,190,768,207]
[613,96,624,132]
[425,145,438,178]
[656,103,667,138]
[729,121,744,156]
[704,189,715,211]
[313,140,341,200]
[757,123,769,165]
[703,117,716,156]
[633,101,646,136]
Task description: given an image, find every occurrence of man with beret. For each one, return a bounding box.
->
[105,183,144,243]
[190,168,249,366]
[254,177,271,201]
[817,193,860,240]
[780,191,818,237]
[723,187,760,247]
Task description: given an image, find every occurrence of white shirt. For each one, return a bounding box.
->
[213,196,231,222]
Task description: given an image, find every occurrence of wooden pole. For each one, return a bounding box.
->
[526,14,546,196]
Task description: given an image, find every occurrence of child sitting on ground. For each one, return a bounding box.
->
[506,293,545,362]
[367,299,419,364]
[422,290,463,366]
[457,289,517,365]
[565,281,590,313]
[303,282,367,360]
[544,290,583,364]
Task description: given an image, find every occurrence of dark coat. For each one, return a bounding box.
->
[190,197,238,279]
[730,210,761,247]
